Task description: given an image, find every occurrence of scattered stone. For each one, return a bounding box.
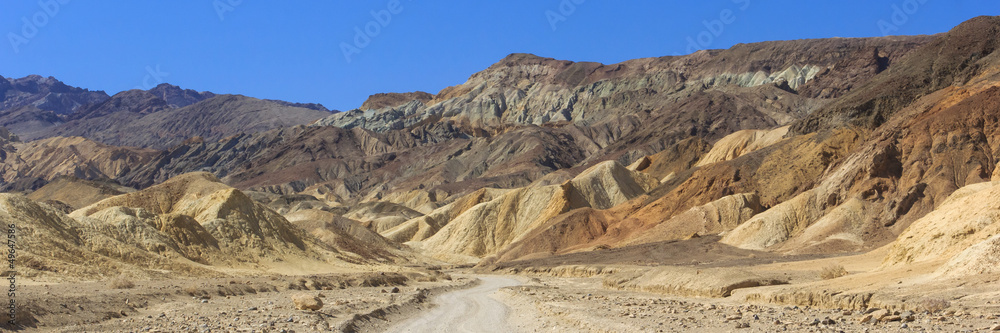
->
[735,322,750,329]
[991,323,1000,331]
[821,317,836,325]
[291,294,323,311]
[871,309,890,322]
[390,287,400,293]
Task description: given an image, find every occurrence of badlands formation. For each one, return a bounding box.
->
[2,16,1000,332]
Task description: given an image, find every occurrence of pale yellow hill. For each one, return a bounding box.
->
[68,172,391,272]
[695,127,789,167]
[0,193,218,280]
[27,176,135,210]
[627,193,764,245]
[882,181,1000,271]
[382,187,511,243]
[416,161,657,262]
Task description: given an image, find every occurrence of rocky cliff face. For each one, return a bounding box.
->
[0,75,110,137]
[0,80,331,149]
[0,135,159,192]
[126,35,932,205]
[316,36,930,134]
[35,92,331,149]
[0,75,109,115]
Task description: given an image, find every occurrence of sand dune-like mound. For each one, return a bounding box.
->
[628,193,764,246]
[72,172,319,265]
[695,127,789,167]
[285,209,402,262]
[882,181,1000,268]
[27,176,135,210]
[344,202,424,234]
[720,189,826,250]
[80,207,220,263]
[565,161,659,210]
[417,161,656,261]
[382,187,511,243]
[0,193,216,280]
[376,189,445,214]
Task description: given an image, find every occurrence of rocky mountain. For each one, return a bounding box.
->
[146,83,216,108]
[98,34,932,209]
[5,18,1000,316]
[0,75,110,137]
[0,133,159,192]
[0,75,109,115]
[0,78,332,149]
[33,92,332,149]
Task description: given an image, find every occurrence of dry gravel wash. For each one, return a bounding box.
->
[4,273,468,332]
[385,276,522,333]
[497,276,1000,333]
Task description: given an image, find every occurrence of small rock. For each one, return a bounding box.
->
[292,294,323,311]
[390,287,400,293]
[883,315,902,322]
[735,322,750,329]
[871,309,890,321]
[821,317,836,325]
[900,323,909,329]
[991,324,1000,331]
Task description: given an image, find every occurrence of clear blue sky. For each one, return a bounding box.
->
[1,1,995,111]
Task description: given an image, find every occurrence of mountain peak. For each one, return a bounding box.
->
[147,83,216,108]
[361,91,433,110]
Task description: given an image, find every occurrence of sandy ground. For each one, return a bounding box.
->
[5,272,466,332]
[496,276,1000,333]
[385,276,522,333]
[7,271,1000,332]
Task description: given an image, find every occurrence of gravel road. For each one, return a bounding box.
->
[386,276,523,333]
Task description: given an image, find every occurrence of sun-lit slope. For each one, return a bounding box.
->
[414,161,657,262]
[0,193,220,280]
[70,172,396,272]
[27,176,135,211]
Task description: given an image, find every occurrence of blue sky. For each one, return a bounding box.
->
[1,1,995,111]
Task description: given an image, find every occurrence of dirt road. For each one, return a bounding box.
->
[386,276,523,333]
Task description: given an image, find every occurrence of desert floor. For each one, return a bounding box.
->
[11,270,1000,333]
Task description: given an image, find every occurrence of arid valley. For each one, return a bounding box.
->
[2,11,1000,333]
